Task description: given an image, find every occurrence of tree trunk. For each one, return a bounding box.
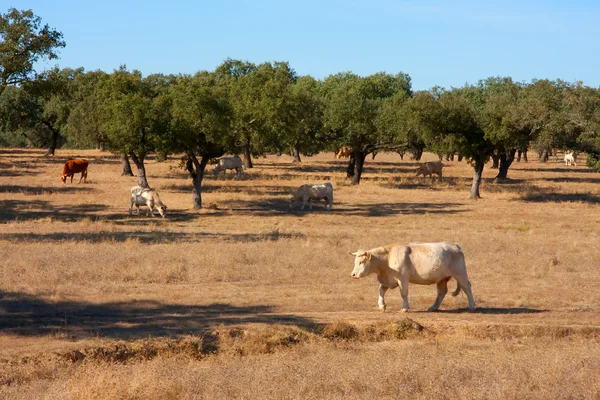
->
[45,128,60,156]
[243,139,253,168]
[470,160,484,199]
[292,145,301,163]
[496,149,516,180]
[458,154,463,162]
[517,150,522,162]
[351,150,367,185]
[186,153,209,209]
[539,149,549,163]
[346,153,356,179]
[491,153,499,169]
[130,153,149,188]
[121,154,134,176]
[523,148,528,162]
[412,147,423,161]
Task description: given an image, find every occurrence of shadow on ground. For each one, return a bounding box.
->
[512,166,596,174]
[0,199,108,222]
[0,184,97,195]
[0,290,315,340]
[232,199,469,217]
[0,229,304,244]
[419,307,548,314]
[519,189,600,204]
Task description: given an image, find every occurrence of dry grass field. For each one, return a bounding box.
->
[1,148,599,399]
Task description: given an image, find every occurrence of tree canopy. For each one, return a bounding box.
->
[0,8,65,94]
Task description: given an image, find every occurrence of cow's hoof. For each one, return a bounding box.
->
[468,307,477,313]
[379,306,386,313]
[427,306,438,312]
[400,308,408,313]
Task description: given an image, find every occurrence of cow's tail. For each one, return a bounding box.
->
[451,280,461,297]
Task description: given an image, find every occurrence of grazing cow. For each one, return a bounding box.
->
[289,182,333,211]
[212,156,243,177]
[129,186,167,218]
[335,146,352,159]
[564,151,577,166]
[350,242,476,312]
[415,161,443,181]
[60,159,88,184]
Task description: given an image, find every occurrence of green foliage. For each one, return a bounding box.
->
[66,70,110,148]
[97,67,171,159]
[0,8,65,94]
[215,59,297,160]
[322,71,412,151]
[587,153,600,172]
[168,70,232,155]
[276,75,325,156]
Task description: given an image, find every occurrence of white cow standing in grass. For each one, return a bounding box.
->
[564,151,577,166]
[212,156,244,177]
[289,182,333,211]
[129,186,167,218]
[350,242,476,312]
[415,161,443,181]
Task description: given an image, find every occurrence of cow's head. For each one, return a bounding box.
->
[350,250,373,278]
[60,174,67,183]
[157,205,167,218]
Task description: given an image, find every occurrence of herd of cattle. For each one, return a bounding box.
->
[59,149,581,218]
[52,149,582,312]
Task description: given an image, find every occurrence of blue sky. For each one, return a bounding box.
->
[8,0,600,90]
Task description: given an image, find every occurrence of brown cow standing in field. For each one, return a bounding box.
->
[60,159,88,184]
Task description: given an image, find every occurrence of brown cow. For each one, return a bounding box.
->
[61,159,89,184]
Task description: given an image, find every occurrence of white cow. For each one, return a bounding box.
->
[415,161,443,181]
[129,186,167,218]
[564,151,577,166]
[350,242,476,312]
[212,156,243,177]
[289,182,333,211]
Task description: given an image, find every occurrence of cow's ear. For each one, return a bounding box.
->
[366,252,372,260]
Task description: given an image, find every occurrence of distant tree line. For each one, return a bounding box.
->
[2,7,600,205]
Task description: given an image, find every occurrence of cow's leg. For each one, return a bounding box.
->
[454,274,476,312]
[70,175,74,183]
[428,278,450,311]
[147,202,154,217]
[378,285,388,312]
[136,204,141,215]
[129,200,134,216]
[308,200,313,210]
[398,276,410,312]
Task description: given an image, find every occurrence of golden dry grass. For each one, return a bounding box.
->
[1,148,600,399]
